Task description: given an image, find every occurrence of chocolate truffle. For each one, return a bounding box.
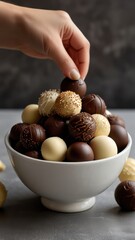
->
[115,180,135,211]
[107,114,125,128]
[41,137,67,161]
[60,77,87,98]
[119,158,135,182]
[54,91,82,118]
[66,142,94,162]
[38,89,60,116]
[90,136,118,160]
[21,104,41,124]
[9,123,28,143]
[109,125,128,152]
[20,124,46,150]
[68,112,96,142]
[43,115,67,138]
[82,94,106,115]
[25,150,40,159]
[92,114,110,137]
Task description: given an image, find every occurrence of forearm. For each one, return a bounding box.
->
[0,1,23,50]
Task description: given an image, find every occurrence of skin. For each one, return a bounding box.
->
[0,1,90,80]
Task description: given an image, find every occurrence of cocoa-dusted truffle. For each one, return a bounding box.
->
[66,142,94,162]
[20,124,46,150]
[68,112,96,142]
[43,115,67,138]
[54,91,82,118]
[109,124,128,152]
[115,180,135,211]
[82,93,106,115]
[107,114,125,128]
[60,77,87,98]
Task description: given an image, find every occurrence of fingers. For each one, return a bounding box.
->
[49,39,81,80]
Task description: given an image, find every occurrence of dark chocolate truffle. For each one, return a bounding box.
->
[60,77,87,98]
[43,115,67,138]
[115,180,135,211]
[107,114,125,128]
[9,123,28,142]
[25,150,41,159]
[66,142,94,162]
[82,94,106,115]
[109,125,128,152]
[20,124,46,150]
[68,112,96,142]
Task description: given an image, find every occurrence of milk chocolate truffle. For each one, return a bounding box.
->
[66,142,94,162]
[119,158,135,182]
[115,180,135,211]
[25,150,40,159]
[20,124,46,150]
[60,77,87,98]
[38,89,60,116]
[90,136,118,160]
[54,91,82,118]
[92,114,110,137]
[82,94,106,115]
[22,104,41,124]
[9,123,28,143]
[43,115,67,138]
[68,112,96,142]
[109,125,128,152]
[41,137,67,161]
[107,114,125,128]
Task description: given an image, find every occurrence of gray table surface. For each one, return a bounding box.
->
[0,109,135,240]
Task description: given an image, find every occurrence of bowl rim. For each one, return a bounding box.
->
[5,132,132,165]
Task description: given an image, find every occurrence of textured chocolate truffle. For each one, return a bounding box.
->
[68,112,96,142]
[115,181,135,211]
[82,94,106,115]
[20,124,46,150]
[66,142,94,162]
[107,114,125,128]
[54,91,82,118]
[9,123,28,143]
[43,115,67,138]
[109,125,128,152]
[60,77,87,98]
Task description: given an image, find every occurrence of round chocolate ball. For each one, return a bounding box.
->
[9,123,28,143]
[20,124,46,150]
[109,125,128,152]
[82,94,106,115]
[66,142,94,162]
[25,150,40,159]
[115,181,135,211]
[107,114,125,128]
[60,77,87,98]
[43,115,67,138]
[68,112,96,142]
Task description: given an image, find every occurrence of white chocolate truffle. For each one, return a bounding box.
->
[21,104,41,124]
[0,182,7,208]
[54,91,82,118]
[41,137,67,161]
[38,89,60,116]
[119,158,135,182]
[92,114,110,137]
[90,136,118,160]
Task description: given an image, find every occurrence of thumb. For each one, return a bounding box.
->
[50,40,80,80]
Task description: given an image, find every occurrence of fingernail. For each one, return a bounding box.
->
[70,69,80,80]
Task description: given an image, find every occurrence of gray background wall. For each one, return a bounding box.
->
[0,0,135,108]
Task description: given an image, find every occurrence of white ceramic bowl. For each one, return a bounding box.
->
[5,133,132,213]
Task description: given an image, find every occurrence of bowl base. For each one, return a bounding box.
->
[41,197,96,213]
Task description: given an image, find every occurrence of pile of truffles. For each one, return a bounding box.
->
[9,77,129,162]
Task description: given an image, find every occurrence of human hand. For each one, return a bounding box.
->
[18,9,90,80]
